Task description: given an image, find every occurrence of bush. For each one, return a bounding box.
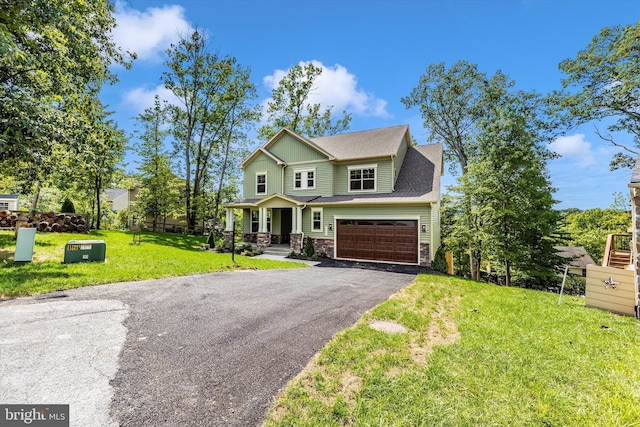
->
[60,198,75,213]
[432,246,449,273]
[303,236,315,257]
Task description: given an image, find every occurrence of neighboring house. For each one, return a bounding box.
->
[628,158,640,317]
[104,188,132,212]
[0,194,19,211]
[223,125,443,266]
[554,246,595,277]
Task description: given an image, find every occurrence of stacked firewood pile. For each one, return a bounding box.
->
[0,211,87,233]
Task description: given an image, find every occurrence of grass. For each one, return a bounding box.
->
[264,274,640,427]
[0,230,303,299]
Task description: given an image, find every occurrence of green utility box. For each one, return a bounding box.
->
[64,240,106,263]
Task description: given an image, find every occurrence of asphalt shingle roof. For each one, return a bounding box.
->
[554,246,596,268]
[309,125,410,160]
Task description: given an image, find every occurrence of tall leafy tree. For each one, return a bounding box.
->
[258,63,351,141]
[0,0,131,169]
[71,98,127,230]
[163,30,259,229]
[453,91,560,287]
[551,19,640,169]
[133,96,181,231]
[401,61,488,175]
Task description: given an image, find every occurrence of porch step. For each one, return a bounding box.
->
[262,245,292,256]
[608,252,632,269]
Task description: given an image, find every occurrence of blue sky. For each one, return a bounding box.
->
[102,0,640,210]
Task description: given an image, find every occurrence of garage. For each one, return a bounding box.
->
[336,219,418,264]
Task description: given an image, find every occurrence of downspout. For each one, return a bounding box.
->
[391,154,396,191]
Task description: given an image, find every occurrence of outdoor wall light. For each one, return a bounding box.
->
[421,224,427,233]
[328,223,333,231]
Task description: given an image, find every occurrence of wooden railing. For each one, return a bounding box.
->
[602,233,632,269]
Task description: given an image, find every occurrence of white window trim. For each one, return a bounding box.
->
[293,168,316,190]
[256,172,267,195]
[347,164,377,193]
[311,208,323,232]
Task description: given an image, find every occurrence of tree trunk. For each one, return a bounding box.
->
[30,182,41,212]
[95,175,102,230]
[470,249,481,281]
[505,259,511,287]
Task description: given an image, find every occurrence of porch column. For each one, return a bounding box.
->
[225,208,234,231]
[260,207,268,232]
[291,207,297,235]
[295,207,303,233]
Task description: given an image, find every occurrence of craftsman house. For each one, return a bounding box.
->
[223,125,443,266]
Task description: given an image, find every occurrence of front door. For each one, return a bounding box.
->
[281,209,292,244]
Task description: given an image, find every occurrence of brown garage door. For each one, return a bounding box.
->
[336,219,418,264]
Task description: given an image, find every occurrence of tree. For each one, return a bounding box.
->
[70,98,127,230]
[133,96,182,231]
[401,61,488,175]
[0,0,131,169]
[163,30,259,229]
[551,20,640,169]
[258,63,351,141]
[453,94,560,288]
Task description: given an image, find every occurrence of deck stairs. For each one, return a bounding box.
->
[602,234,633,269]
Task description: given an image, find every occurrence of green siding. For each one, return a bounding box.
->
[242,152,282,198]
[333,159,394,195]
[269,134,327,163]
[302,204,432,243]
[284,161,334,197]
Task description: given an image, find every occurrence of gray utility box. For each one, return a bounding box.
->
[64,240,106,263]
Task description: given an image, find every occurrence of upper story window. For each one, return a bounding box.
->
[0,202,8,210]
[256,173,267,195]
[348,165,377,192]
[294,169,315,190]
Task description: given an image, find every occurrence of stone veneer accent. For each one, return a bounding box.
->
[223,231,234,251]
[290,234,303,252]
[257,232,271,248]
[271,234,284,244]
[420,243,431,267]
[312,238,334,258]
[243,233,257,243]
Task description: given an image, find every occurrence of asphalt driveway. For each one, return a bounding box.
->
[0,266,417,426]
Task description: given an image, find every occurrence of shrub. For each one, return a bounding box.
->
[60,198,75,213]
[303,236,315,257]
[432,246,449,273]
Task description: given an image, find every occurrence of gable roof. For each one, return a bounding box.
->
[308,143,443,205]
[104,188,128,201]
[309,124,410,160]
[0,194,19,200]
[554,246,596,268]
[241,128,334,168]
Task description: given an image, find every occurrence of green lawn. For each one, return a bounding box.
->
[0,230,303,299]
[265,274,640,426]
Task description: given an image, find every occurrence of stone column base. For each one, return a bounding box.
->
[257,232,271,248]
[223,231,234,251]
[290,234,302,252]
[420,243,431,266]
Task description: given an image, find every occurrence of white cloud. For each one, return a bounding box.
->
[123,85,179,113]
[550,134,596,167]
[113,3,193,63]
[262,60,390,119]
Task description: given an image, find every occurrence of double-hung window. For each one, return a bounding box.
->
[0,202,8,210]
[348,165,376,192]
[256,173,267,195]
[251,210,259,232]
[311,208,323,232]
[294,169,315,190]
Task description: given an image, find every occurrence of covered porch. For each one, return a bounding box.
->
[222,194,310,252]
